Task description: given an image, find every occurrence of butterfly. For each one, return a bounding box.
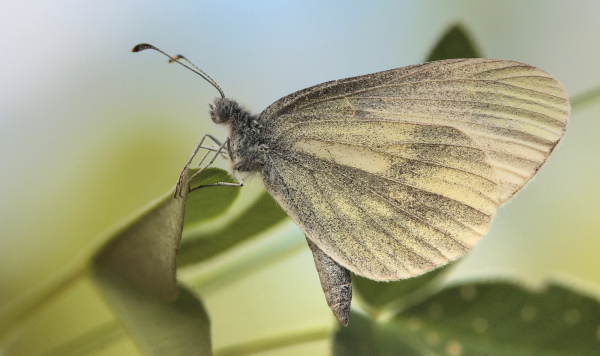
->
[133,44,570,325]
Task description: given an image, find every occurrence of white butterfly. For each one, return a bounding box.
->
[134,44,570,325]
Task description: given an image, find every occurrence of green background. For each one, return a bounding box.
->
[1,1,599,355]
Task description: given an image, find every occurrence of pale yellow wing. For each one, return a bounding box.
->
[262,58,570,203]
[259,58,569,280]
[262,122,499,280]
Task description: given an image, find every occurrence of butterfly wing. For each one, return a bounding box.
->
[259,58,569,280]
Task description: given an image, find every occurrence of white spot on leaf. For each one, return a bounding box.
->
[445,339,463,356]
[460,286,477,301]
[426,331,441,347]
[564,309,581,325]
[407,317,422,330]
[520,305,537,322]
[429,303,444,319]
[472,317,489,333]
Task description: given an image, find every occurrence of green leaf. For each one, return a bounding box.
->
[185,168,240,229]
[333,311,419,356]
[92,167,235,299]
[427,23,481,62]
[178,191,288,267]
[335,281,600,355]
[94,269,212,356]
[89,167,233,355]
[353,264,453,308]
[333,312,376,356]
[0,167,236,348]
[571,85,600,110]
[93,178,188,299]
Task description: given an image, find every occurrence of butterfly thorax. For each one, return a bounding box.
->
[210,98,269,173]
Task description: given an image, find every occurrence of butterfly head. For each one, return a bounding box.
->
[210,97,239,125]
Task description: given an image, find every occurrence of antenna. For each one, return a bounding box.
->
[132,43,225,99]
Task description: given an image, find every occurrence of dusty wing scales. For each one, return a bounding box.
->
[263,122,499,280]
[263,59,570,203]
[259,58,569,280]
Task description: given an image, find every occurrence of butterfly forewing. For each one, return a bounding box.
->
[262,59,569,203]
[259,58,568,281]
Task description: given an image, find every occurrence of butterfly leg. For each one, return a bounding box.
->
[187,139,245,192]
[189,169,244,192]
[175,134,226,198]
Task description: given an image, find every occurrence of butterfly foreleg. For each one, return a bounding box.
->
[190,139,244,189]
[175,134,229,198]
[182,138,245,195]
[189,168,244,192]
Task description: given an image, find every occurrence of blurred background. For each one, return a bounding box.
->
[1,1,599,355]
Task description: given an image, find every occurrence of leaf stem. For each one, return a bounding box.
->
[571,86,600,110]
[0,255,90,340]
[181,227,306,294]
[0,185,188,342]
[41,321,124,356]
[213,325,332,356]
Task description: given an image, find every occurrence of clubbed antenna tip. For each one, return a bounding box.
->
[132,43,156,53]
[131,43,225,98]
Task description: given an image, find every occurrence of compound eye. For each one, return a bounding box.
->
[225,98,234,111]
[213,99,232,123]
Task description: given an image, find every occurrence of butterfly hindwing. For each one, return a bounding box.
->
[263,121,498,280]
